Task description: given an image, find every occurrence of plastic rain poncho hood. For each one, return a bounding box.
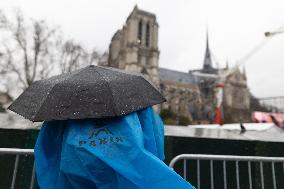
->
[35,107,195,189]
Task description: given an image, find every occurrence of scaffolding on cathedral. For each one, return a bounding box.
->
[258,96,284,113]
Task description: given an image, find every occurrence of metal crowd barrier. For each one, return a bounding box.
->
[2,149,284,189]
[0,148,35,189]
[169,154,284,189]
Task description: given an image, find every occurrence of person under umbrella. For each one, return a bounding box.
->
[35,106,195,189]
[9,65,196,189]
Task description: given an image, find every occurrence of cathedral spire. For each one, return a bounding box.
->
[203,30,213,71]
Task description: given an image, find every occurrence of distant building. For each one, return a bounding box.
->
[102,6,250,124]
[189,33,250,122]
[0,92,12,112]
[0,92,12,105]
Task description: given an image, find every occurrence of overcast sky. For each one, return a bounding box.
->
[1,0,284,98]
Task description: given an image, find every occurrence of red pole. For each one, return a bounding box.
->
[214,83,224,125]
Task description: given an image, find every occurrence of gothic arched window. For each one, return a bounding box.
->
[146,23,150,47]
[138,20,143,45]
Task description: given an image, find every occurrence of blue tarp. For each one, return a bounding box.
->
[35,107,195,189]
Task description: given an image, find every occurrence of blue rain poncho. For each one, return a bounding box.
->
[35,107,195,189]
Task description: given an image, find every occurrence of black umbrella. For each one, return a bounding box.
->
[8,65,166,122]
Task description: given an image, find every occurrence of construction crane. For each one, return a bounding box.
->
[193,26,284,125]
[192,24,284,124]
[214,25,284,124]
[193,39,270,124]
[264,30,284,37]
[264,24,284,38]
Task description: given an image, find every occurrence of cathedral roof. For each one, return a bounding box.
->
[159,68,196,85]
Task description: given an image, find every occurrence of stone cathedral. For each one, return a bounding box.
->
[102,6,251,124]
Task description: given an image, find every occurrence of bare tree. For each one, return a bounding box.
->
[58,40,105,73]
[0,9,105,97]
[60,40,89,73]
[0,10,59,95]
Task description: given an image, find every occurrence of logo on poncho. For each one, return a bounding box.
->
[78,128,124,147]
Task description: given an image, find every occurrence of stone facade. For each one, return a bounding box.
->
[103,6,251,124]
[223,68,250,110]
[159,68,201,123]
[222,68,251,122]
[107,5,160,87]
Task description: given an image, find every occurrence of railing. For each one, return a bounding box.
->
[2,149,284,189]
[169,154,284,189]
[0,148,35,189]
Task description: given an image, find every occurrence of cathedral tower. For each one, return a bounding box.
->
[108,6,160,86]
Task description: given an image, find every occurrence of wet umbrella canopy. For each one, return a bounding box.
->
[8,65,166,122]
